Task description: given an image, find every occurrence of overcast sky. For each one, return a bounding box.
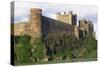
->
[13,1,98,39]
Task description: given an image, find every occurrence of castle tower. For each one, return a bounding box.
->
[28,8,42,38]
[56,11,77,25]
[79,19,94,37]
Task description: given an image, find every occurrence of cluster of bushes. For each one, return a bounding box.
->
[14,35,33,64]
[14,35,45,64]
[44,32,97,61]
[14,32,97,64]
[31,38,45,62]
[44,32,77,60]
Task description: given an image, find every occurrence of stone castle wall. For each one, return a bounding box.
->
[12,8,95,40]
[11,22,26,35]
[41,16,74,37]
[12,8,75,38]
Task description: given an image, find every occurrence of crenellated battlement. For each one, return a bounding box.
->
[56,11,77,25]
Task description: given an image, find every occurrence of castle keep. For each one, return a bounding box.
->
[56,11,77,25]
[11,8,95,40]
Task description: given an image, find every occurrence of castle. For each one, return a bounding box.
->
[11,8,95,41]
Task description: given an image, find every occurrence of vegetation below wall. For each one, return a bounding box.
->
[14,35,33,64]
[44,32,97,61]
[14,33,97,65]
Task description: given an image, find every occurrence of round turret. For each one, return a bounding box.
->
[29,8,42,38]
